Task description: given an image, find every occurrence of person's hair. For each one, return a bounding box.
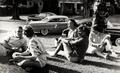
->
[95,3,109,18]
[15,26,23,32]
[23,25,34,38]
[18,26,23,30]
[69,19,79,27]
[78,25,90,36]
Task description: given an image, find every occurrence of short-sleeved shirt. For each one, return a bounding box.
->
[27,37,47,67]
[0,35,27,52]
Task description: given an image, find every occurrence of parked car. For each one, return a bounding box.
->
[76,17,120,46]
[29,15,69,35]
[27,12,57,21]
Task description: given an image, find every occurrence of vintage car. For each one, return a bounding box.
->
[77,17,120,46]
[27,12,57,21]
[29,15,69,35]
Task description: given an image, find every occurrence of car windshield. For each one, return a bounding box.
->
[38,13,47,17]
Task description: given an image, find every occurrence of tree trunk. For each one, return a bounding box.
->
[83,0,88,18]
[11,0,20,20]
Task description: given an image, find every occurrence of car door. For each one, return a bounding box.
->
[45,18,59,32]
[56,18,68,32]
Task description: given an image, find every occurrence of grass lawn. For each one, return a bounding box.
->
[0,35,120,73]
[0,56,26,73]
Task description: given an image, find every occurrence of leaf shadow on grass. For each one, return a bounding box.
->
[80,53,120,70]
[47,55,66,63]
[81,60,120,70]
[0,56,10,64]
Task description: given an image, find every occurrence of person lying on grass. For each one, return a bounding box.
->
[51,19,89,63]
[10,25,47,73]
[0,26,27,57]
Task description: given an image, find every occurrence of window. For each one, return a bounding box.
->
[49,18,58,22]
[58,18,65,22]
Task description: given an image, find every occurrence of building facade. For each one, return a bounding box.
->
[0,0,120,17]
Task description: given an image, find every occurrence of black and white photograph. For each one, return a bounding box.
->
[0,0,120,73]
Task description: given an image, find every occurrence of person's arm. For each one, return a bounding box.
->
[62,28,69,37]
[20,40,28,52]
[18,39,42,60]
[107,20,113,28]
[68,29,84,45]
[15,55,36,60]
[13,48,36,60]
[69,37,84,45]
[19,48,30,56]
[89,32,100,46]
[3,36,12,49]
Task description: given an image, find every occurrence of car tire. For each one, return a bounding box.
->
[115,38,120,46]
[41,29,49,35]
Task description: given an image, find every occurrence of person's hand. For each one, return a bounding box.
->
[69,41,76,45]
[61,39,69,43]
[12,47,18,50]
[12,52,21,59]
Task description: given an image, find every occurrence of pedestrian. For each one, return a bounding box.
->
[12,25,47,73]
[51,19,89,63]
[0,26,27,57]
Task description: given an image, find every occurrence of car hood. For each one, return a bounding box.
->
[29,21,46,24]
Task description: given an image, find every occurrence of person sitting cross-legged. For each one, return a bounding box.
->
[11,25,48,73]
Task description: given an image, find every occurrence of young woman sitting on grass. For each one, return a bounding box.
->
[87,3,119,59]
[51,19,89,63]
[10,25,48,73]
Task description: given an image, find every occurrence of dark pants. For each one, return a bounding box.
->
[21,60,46,73]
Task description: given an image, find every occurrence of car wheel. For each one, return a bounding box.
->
[115,38,120,46]
[41,29,49,35]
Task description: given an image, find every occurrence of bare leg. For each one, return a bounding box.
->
[104,38,113,52]
[104,39,118,57]
[62,42,72,61]
[52,42,63,56]
[94,50,108,58]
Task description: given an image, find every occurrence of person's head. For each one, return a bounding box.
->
[95,3,109,18]
[23,25,34,38]
[78,25,90,37]
[15,26,23,38]
[68,19,79,30]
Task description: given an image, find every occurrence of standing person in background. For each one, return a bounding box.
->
[0,26,27,57]
[12,25,47,73]
[51,19,89,63]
